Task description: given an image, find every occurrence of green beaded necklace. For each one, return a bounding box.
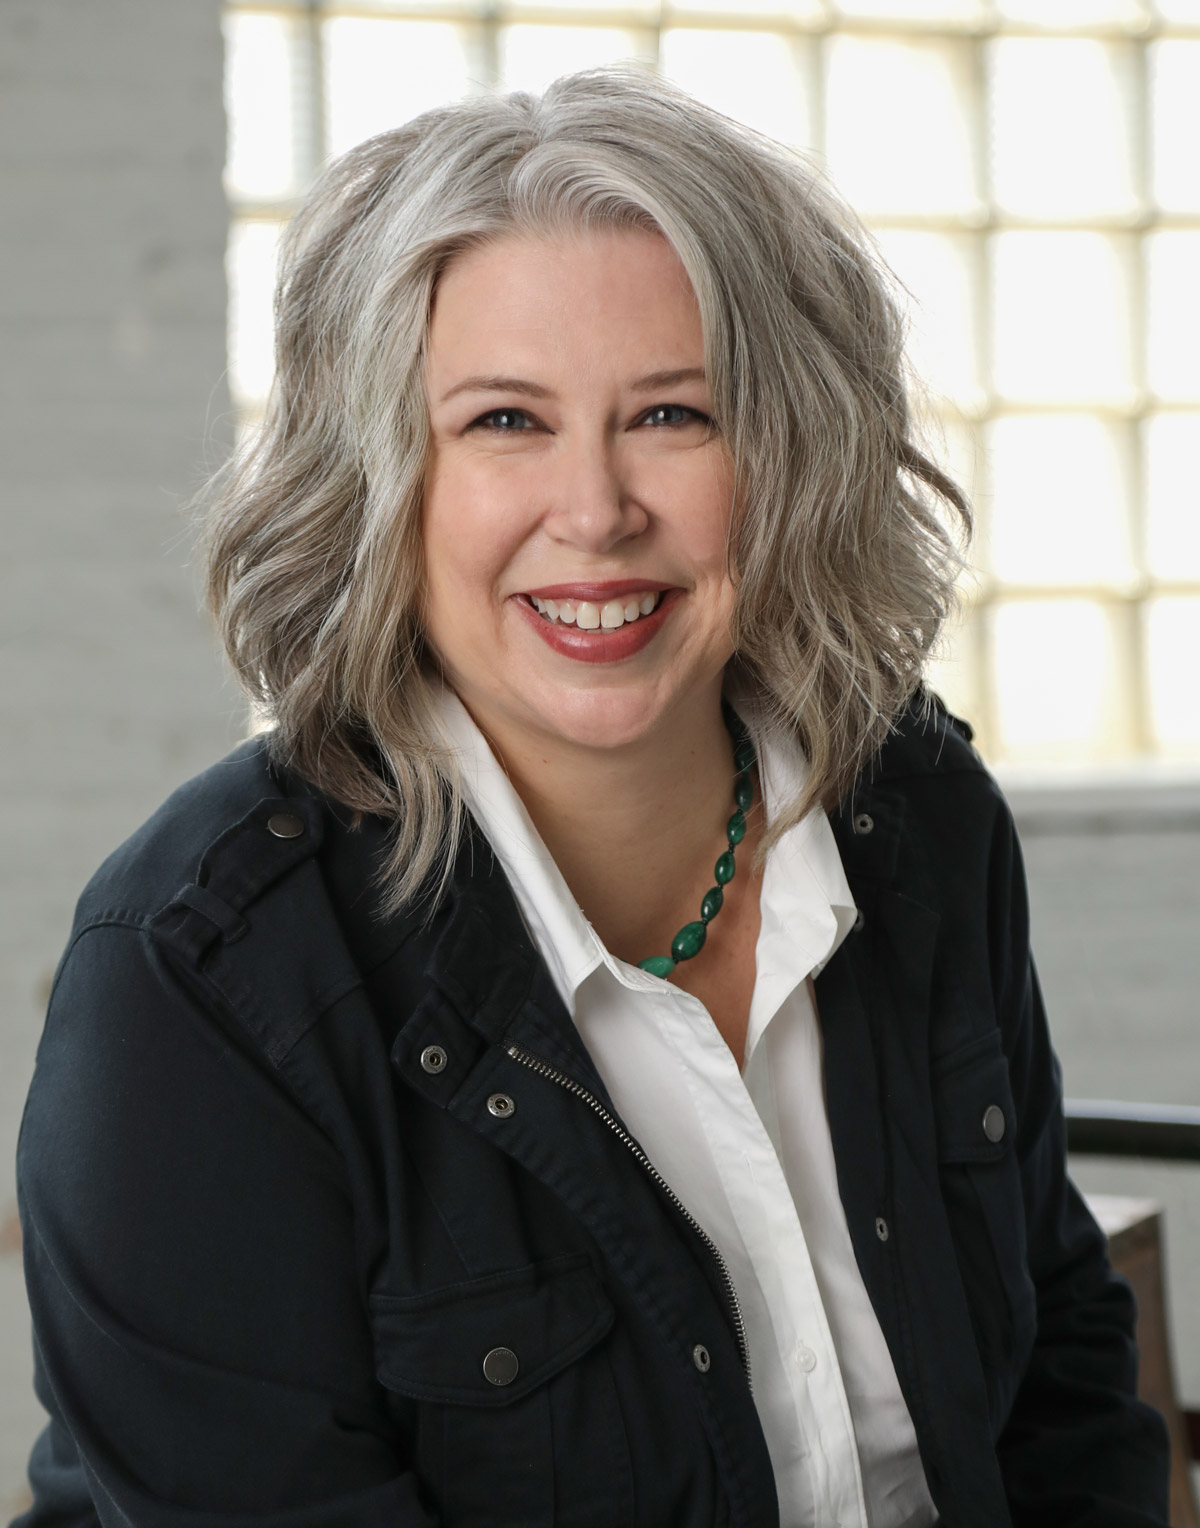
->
[636,705,756,980]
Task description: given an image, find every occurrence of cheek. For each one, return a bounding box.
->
[653,454,736,562]
[427,446,538,535]
[421,474,528,622]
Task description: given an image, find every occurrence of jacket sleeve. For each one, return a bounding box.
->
[991,808,1171,1525]
[15,920,440,1528]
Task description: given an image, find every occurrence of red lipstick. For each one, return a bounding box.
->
[522,579,676,601]
[512,588,677,664]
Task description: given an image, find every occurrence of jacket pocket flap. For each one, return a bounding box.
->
[369,1253,614,1407]
[933,1029,1016,1165]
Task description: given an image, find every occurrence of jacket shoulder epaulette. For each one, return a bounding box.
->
[71,736,302,932]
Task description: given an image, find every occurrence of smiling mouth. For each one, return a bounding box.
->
[523,591,663,631]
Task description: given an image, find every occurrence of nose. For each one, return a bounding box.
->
[544,433,649,554]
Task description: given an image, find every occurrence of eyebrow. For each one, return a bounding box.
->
[437,366,708,405]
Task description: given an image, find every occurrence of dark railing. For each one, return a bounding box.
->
[1064,1099,1200,1163]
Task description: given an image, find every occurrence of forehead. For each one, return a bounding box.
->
[425,227,704,380]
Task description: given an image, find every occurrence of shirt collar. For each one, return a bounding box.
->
[434,688,603,1012]
[739,696,858,1059]
[432,685,857,1040]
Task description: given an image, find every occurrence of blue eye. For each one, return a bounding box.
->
[643,404,707,428]
[474,408,533,432]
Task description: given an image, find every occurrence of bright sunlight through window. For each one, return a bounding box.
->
[223,0,1200,775]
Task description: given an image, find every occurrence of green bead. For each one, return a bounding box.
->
[671,921,707,963]
[734,738,756,772]
[714,850,736,885]
[700,885,724,922]
[638,954,676,978]
[734,773,754,811]
[726,810,746,846]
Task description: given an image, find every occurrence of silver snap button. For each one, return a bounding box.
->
[692,1343,711,1373]
[267,811,305,840]
[875,1216,890,1242]
[982,1104,1006,1143]
[853,812,874,835]
[420,1045,448,1075]
[482,1347,519,1386]
[487,1092,515,1119]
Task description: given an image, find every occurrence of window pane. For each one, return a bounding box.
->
[997,0,1145,23]
[671,0,822,15]
[508,0,657,13]
[1144,413,1200,581]
[224,11,304,202]
[500,25,652,95]
[1146,232,1200,403]
[1156,0,1200,21]
[989,39,1136,219]
[991,233,1134,404]
[227,219,283,407]
[836,0,986,19]
[825,38,977,217]
[659,29,811,145]
[990,599,1127,759]
[874,230,980,409]
[987,415,1134,588]
[324,19,474,159]
[343,0,475,10]
[1151,42,1200,212]
[1145,597,1200,752]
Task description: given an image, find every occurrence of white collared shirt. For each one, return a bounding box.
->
[435,689,936,1528]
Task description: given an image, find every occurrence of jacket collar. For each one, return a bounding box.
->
[151,691,974,1083]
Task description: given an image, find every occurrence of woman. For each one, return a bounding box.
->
[14,68,1167,1528]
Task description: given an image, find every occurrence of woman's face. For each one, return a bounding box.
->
[421,226,738,756]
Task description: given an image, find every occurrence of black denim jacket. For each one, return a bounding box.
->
[13,697,1169,1528]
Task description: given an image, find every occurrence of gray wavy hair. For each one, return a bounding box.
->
[201,66,969,911]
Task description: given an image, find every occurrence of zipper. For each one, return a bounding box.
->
[504,1040,752,1391]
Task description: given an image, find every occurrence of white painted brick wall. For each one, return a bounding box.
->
[0,0,236,1508]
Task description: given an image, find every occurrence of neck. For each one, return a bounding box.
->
[463,684,743,957]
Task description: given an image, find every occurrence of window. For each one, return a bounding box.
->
[224,0,1200,772]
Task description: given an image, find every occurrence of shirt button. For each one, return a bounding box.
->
[692,1344,711,1373]
[792,1343,817,1374]
[852,812,874,835]
[875,1216,890,1242]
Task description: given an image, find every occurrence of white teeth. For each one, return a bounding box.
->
[526,591,662,629]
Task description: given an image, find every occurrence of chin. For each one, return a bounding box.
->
[530,687,670,752]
